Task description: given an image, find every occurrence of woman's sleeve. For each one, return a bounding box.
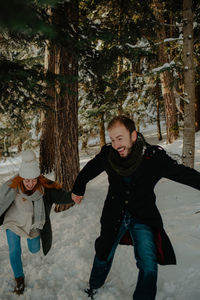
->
[47,188,73,205]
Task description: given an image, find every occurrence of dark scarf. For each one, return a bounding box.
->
[108,132,146,176]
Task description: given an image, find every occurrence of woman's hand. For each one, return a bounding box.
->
[72,193,84,204]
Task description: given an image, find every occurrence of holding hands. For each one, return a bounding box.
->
[72,193,84,204]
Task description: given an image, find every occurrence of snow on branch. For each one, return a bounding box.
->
[126,39,150,50]
[152,61,175,73]
[164,37,183,43]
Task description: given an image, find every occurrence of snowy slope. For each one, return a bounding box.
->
[1,129,200,300]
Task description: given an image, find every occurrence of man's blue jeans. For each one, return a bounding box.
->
[89,211,158,300]
[6,229,40,278]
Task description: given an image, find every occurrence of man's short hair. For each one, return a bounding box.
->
[107,115,136,135]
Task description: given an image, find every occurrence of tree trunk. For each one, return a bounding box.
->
[160,71,179,143]
[81,134,88,150]
[54,45,79,190]
[156,102,162,141]
[3,136,8,153]
[40,2,79,212]
[195,85,200,132]
[182,0,195,167]
[155,81,162,141]
[99,113,106,148]
[40,41,56,174]
[116,0,124,115]
[53,1,79,189]
[17,137,23,153]
[152,0,179,143]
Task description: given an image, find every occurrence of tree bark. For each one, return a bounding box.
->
[182,0,195,167]
[54,45,79,190]
[195,85,200,132]
[81,133,88,150]
[152,0,179,143]
[40,2,79,212]
[53,1,79,188]
[40,41,56,174]
[116,0,124,115]
[17,137,23,153]
[155,81,162,141]
[99,113,106,148]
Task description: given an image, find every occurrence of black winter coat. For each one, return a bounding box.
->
[72,144,200,265]
[40,187,73,255]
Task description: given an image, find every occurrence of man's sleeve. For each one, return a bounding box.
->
[155,147,200,190]
[72,145,108,196]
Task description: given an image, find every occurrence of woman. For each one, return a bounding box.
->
[0,150,74,295]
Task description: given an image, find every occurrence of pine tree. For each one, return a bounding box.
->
[78,0,157,142]
[0,0,54,134]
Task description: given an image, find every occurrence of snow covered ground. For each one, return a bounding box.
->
[1,127,200,300]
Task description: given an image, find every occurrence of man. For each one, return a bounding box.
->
[72,115,200,300]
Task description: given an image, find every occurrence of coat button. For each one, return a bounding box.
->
[125,200,128,204]
[111,195,115,199]
[126,190,130,195]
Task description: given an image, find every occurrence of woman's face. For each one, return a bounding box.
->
[23,178,38,191]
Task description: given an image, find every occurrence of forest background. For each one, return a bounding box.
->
[0,0,199,211]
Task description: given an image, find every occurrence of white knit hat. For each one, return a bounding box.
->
[19,150,40,179]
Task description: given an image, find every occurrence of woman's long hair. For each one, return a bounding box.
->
[9,175,62,194]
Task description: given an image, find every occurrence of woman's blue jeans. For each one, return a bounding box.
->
[89,211,158,300]
[6,229,40,278]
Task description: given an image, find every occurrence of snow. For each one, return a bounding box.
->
[1,126,200,299]
[164,38,183,43]
[81,35,87,40]
[30,116,40,141]
[93,19,101,25]
[152,61,175,73]
[0,121,6,129]
[126,40,150,50]
[70,24,77,33]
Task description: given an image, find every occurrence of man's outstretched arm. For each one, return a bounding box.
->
[72,145,109,200]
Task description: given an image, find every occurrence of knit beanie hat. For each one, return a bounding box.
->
[19,150,40,179]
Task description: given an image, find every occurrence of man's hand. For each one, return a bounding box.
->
[72,193,84,204]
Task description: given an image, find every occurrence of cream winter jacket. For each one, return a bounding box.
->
[3,193,39,238]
